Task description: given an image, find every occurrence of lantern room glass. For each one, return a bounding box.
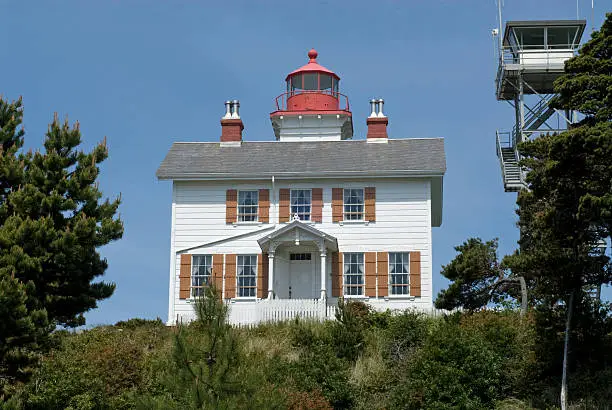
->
[288,73,338,96]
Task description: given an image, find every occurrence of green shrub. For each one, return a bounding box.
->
[329,298,366,362]
[389,311,537,409]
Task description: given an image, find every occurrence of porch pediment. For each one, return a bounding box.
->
[257,220,338,253]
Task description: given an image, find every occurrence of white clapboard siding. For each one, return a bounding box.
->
[169,178,434,325]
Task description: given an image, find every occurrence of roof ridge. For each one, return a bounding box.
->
[172,137,444,144]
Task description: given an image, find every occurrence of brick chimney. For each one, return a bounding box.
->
[366,98,388,142]
[220,100,243,145]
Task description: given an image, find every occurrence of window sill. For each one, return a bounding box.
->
[342,295,369,300]
[384,295,417,301]
[229,297,258,302]
[339,220,369,226]
[232,221,263,227]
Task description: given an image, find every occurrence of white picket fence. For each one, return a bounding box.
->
[227,299,336,327]
[176,299,457,327]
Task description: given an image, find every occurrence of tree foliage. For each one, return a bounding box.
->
[0,96,122,400]
[151,285,243,409]
[435,238,527,314]
[0,105,123,328]
[436,238,504,310]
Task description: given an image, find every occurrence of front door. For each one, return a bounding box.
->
[289,253,314,299]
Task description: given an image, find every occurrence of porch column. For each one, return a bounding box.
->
[268,252,274,299]
[320,251,327,300]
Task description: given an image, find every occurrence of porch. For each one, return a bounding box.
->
[257,219,338,300]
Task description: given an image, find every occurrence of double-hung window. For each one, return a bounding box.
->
[389,252,410,295]
[238,190,259,222]
[290,189,311,221]
[343,188,364,221]
[343,253,364,296]
[191,255,212,297]
[237,255,257,297]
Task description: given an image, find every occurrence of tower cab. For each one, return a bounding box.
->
[496,20,586,99]
[270,49,353,141]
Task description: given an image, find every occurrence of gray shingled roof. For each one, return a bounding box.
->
[156,139,446,180]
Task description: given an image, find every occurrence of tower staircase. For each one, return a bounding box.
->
[496,131,525,192]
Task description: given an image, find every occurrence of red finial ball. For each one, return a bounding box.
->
[308,48,318,61]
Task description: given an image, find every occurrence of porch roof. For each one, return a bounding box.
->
[257,220,338,253]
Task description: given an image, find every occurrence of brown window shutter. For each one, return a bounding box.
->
[332,188,343,223]
[179,254,192,299]
[331,252,343,297]
[365,252,377,297]
[365,187,376,222]
[409,251,421,297]
[257,253,269,299]
[258,189,270,223]
[311,188,323,222]
[279,188,290,223]
[226,189,237,224]
[377,252,389,297]
[225,254,237,299]
[212,254,224,296]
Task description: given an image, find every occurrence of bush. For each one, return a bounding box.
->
[389,311,537,409]
[329,298,366,361]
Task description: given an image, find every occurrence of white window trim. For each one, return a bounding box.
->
[237,190,259,223]
[388,252,413,297]
[236,254,258,299]
[342,252,365,297]
[339,220,369,226]
[190,254,213,298]
[232,221,263,227]
[342,188,365,222]
[290,188,312,222]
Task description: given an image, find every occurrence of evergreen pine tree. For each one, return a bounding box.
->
[0,97,51,400]
[164,285,241,409]
[0,111,123,327]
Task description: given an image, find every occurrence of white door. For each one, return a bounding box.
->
[289,253,315,299]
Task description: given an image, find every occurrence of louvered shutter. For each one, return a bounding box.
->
[179,254,191,299]
[212,255,224,297]
[258,189,270,223]
[332,188,343,223]
[226,189,237,224]
[409,251,421,297]
[377,252,389,297]
[365,252,377,297]
[225,254,237,299]
[365,187,376,222]
[279,189,290,223]
[311,188,323,222]
[331,252,343,297]
[257,253,269,299]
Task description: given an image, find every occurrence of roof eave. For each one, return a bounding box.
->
[156,169,446,181]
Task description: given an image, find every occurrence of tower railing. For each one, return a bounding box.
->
[273,90,350,112]
[499,44,578,67]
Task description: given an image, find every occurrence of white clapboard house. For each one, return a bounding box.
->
[157,49,446,326]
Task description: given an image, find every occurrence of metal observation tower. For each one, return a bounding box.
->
[495,19,586,191]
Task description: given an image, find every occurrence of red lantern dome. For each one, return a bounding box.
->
[270,49,353,141]
[272,49,350,114]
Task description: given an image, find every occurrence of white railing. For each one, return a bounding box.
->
[500,46,576,68]
[227,299,337,327]
[176,300,458,327]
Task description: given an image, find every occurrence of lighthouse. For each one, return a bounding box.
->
[270,49,354,141]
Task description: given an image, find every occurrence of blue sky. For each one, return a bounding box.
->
[1,0,608,325]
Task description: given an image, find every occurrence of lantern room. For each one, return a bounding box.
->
[271,49,353,141]
[284,49,341,111]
